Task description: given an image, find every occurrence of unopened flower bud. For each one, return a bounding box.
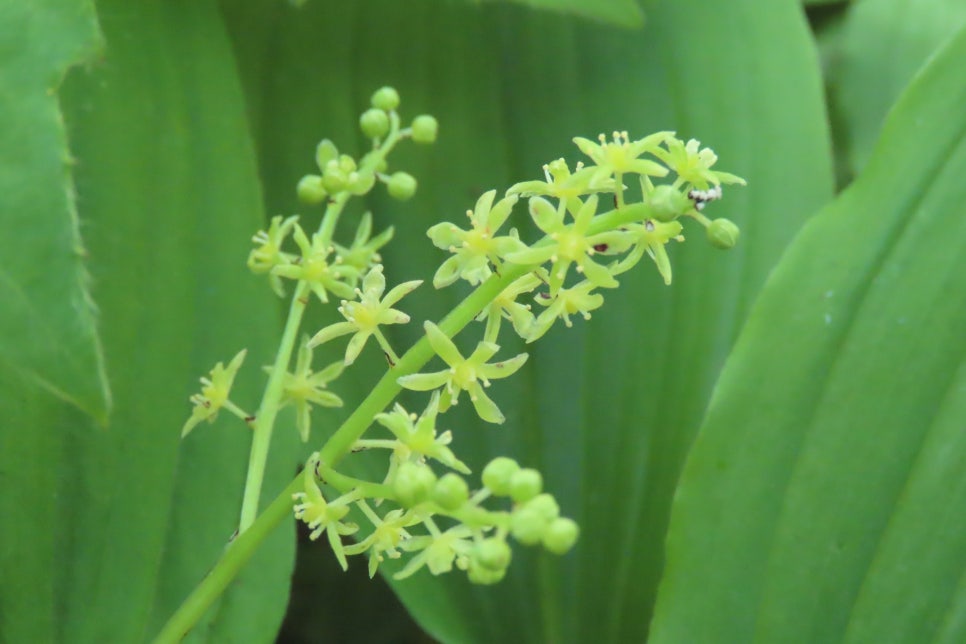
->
[707,218,740,249]
[543,517,579,554]
[411,115,438,144]
[648,184,690,222]
[387,171,417,200]
[509,468,542,503]
[371,86,400,111]
[474,537,512,571]
[394,461,436,507]
[482,457,519,496]
[297,175,327,204]
[432,473,469,511]
[360,108,390,139]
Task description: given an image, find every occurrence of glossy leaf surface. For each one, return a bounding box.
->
[652,23,966,644]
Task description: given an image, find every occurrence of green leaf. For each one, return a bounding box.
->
[222,0,833,641]
[828,0,966,177]
[651,23,966,643]
[482,0,644,28]
[0,0,110,421]
[50,1,295,641]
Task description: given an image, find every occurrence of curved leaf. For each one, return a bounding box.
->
[56,1,294,641]
[829,0,966,177]
[0,0,110,420]
[489,0,643,28]
[651,22,966,644]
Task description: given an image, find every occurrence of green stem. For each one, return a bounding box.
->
[156,199,656,641]
[238,280,310,532]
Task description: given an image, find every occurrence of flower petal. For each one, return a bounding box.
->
[397,371,451,392]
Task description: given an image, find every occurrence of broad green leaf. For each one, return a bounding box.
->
[651,23,966,644]
[222,0,832,641]
[483,0,644,28]
[54,1,295,641]
[0,0,110,420]
[828,0,966,177]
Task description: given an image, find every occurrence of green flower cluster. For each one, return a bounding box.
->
[426,130,746,345]
[182,87,434,448]
[293,405,578,583]
[181,88,744,591]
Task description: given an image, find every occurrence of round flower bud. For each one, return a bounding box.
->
[359,108,390,140]
[296,175,327,204]
[387,171,417,201]
[371,86,400,111]
[509,506,546,545]
[525,493,560,521]
[482,457,520,496]
[315,139,338,171]
[393,461,437,508]
[348,170,376,196]
[509,468,543,503]
[337,154,357,174]
[411,115,438,144]
[432,473,469,511]
[320,167,347,194]
[467,560,506,585]
[648,184,690,222]
[707,218,740,250]
[542,517,579,554]
[474,537,512,571]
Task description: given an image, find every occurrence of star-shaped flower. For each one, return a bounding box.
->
[572,130,673,183]
[269,337,343,442]
[292,459,359,571]
[394,524,474,580]
[475,272,542,340]
[526,281,604,343]
[375,392,470,474]
[308,265,421,365]
[504,195,624,292]
[270,223,358,303]
[181,349,248,437]
[426,190,526,288]
[611,218,685,285]
[343,502,418,578]
[506,158,618,216]
[332,212,394,285]
[397,321,528,424]
[650,137,747,190]
[248,215,299,297]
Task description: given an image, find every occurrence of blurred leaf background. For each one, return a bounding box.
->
[2,0,964,642]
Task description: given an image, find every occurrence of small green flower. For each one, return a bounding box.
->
[426,190,526,288]
[292,457,359,570]
[248,215,299,297]
[343,501,416,578]
[506,158,618,216]
[332,212,394,283]
[181,349,247,437]
[375,392,470,474]
[475,272,542,341]
[572,130,673,183]
[308,265,421,365]
[394,524,474,580]
[612,218,685,285]
[270,223,358,303]
[527,281,604,343]
[397,321,528,424]
[651,137,747,190]
[505,195,622,292]
[268,336,343,442]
